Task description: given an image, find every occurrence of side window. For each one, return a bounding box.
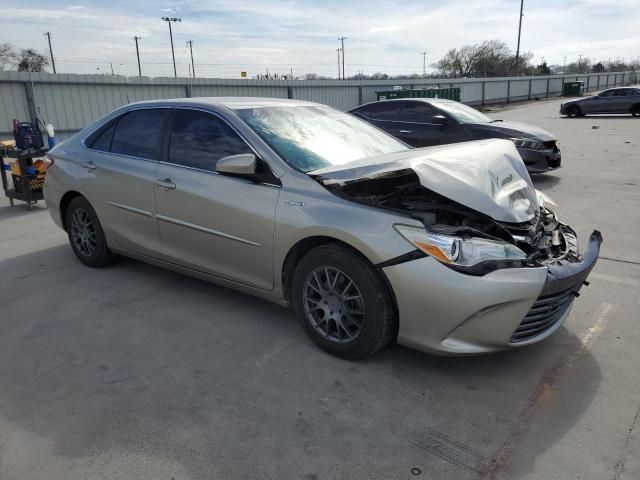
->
[110,109,166,160]
[88,122,116,152]
[397,102,438,122]
[599,90,614,97]
[168,109,253,172]
[358,102,401,121]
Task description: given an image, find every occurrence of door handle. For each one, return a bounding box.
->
[399,130,412,134]
[155,178,176,190]
[82,160,96,170]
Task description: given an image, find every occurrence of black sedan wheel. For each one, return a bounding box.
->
[632,105,640,117]
[292,244,397,359]
[566,105,581,118]
[65,196,116,268]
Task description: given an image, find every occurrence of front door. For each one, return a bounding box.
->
[154,108,280,290]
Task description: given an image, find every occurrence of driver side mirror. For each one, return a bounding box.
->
[216,153,257,176]
[593,95,599,99]
[431,115,448,125]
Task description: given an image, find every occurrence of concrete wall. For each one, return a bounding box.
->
[0,70,635,141]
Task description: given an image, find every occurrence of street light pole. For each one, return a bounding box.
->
[421,51,427,76]
[514,0,524,75]
[161,17,181,77]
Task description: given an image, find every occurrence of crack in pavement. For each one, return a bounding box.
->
[613,404,640,480]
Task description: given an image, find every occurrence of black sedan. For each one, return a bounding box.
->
[349,98,561,173]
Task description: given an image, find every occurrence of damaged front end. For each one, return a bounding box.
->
[313,167,597,277]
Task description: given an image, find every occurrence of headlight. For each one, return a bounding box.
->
[394,225,527,272]
[510,137,545,150]
[536,190,558,215]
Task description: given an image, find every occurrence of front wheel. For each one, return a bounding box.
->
[65,196,116,268]
[631,104,640,117]
[566,105,581,118]
[292,244,397,360]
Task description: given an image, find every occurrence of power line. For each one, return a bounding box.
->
[514,0,524,75]
[186,40,195,78]
[134,36,142,76]
[338,36,347,79]
[44,32,56,74]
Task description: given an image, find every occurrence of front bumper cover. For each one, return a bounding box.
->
[382,230,602,355]
[517,146,561,173]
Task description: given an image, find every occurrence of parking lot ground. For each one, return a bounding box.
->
[0,97,639,480]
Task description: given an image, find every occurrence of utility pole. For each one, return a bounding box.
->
[421,51,427,76]
[186,40,195,78]
[514,0,524,75]
[110,62,114,75]
[563,56,567,72]
[44,32,56,74]
[336,48,341,79]
[134,36,142,76]
[161,17,181,77]
[578,54,583,73]
[338,36,347,79]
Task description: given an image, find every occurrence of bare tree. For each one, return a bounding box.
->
[434,40,534,77]
[0,43,16,71]
[15,48,50,72]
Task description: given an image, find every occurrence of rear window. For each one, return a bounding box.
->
[110,109,166,160]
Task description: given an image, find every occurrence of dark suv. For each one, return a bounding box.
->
[350,98,561,173]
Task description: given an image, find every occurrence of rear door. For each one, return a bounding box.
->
[81,108,167,257]
[394,101,464,147]
[351,102,401,138]
[153,108,280,290]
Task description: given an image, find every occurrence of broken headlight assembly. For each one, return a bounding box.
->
[510,137,545,150]
[394,224,527,274]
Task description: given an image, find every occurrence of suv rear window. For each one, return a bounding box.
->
[109,109,166,160]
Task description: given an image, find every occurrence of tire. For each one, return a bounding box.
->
[65,196,116,268]
[291,243,396,360]
[632,104,640,117]
[566,105,581,118]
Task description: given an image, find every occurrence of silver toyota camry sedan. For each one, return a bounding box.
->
[43,98,601,359]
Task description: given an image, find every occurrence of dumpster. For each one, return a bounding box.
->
[563,81,584,96]
[376,87,461,102]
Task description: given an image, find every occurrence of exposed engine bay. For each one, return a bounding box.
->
[315,168,581,269]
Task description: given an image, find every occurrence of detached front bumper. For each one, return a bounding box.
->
[517,145,561,173]
[382,230,602,355]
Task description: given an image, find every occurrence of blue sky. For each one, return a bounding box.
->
[3,0,639,78]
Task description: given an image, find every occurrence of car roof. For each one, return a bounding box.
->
[125,96,320,110]
[352,97,456,110]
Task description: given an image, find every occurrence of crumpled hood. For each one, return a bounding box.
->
[468,120,556,142]
[310,139,539,223]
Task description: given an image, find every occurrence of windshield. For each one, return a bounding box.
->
[435,101,492,124]
[236,105,408,172]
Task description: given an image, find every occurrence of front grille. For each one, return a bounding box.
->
[511,288,574,342]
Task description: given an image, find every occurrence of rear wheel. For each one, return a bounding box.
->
[292,244,397,360]
[566,105,581,118]
[65,196,116,268]
[632,104,640,117]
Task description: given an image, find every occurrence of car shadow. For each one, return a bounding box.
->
[0,245,602,479]
[560,114,635,120]
[531,173,560,191]
[0,202,47,219]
